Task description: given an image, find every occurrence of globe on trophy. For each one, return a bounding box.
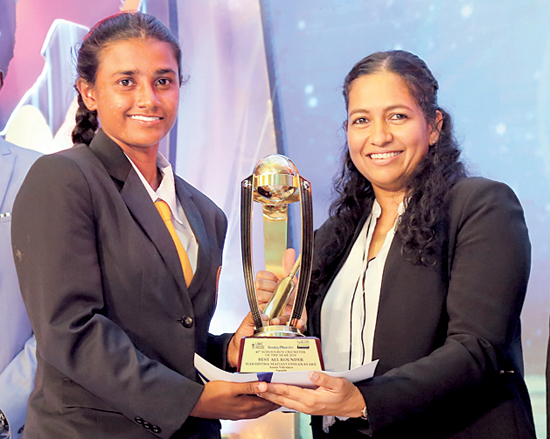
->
[238,154,324,373]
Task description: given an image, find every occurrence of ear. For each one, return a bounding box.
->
[344,119,349,133]
[429,110,443,145]
[76,78,98,111]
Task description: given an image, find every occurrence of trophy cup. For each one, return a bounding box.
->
[238,154,324,373]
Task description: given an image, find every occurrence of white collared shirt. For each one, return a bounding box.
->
[125,152,198,273]
[321,199,405,372]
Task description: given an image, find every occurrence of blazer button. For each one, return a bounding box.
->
[152,425,162,433]
[135,417,144,425]
[143,421,152,430]
[181,316,194,328]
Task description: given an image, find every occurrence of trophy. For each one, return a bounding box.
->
[238,154,324,373]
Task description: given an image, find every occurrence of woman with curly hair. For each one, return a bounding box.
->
[257,50,536,438]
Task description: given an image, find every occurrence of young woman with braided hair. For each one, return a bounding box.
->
[11,12,276,439]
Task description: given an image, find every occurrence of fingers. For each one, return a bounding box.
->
[267,316,305,331]
[257,289,275,308]
[295,318,306,332]
[193,381,279,420]
[228,313,258,367]
[257,377,363,417]
[309,371,338,389]
[231,395,279,420]
[227,382,277,420]
[256,273,279,307]
[282,248,297,276]
[256,270,279,283]
[260,391,304,413]
[239,380,268,394]
[264,382,305,400]
[258,384,316,414]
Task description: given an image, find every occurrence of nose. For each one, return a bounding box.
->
[136,82,160,109]
[370,120,392,147]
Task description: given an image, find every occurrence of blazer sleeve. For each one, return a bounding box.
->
[11,155,204,439]
[357,179,531,434]
[0,335,36,439]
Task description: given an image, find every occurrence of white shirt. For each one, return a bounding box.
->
[125,152,199,273]
[321,200,405,372]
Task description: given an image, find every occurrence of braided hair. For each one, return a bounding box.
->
[72,12,182,145]
[311,51,466,290]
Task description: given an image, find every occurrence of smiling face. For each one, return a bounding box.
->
[346,71,441,200]
[77,38,180,155]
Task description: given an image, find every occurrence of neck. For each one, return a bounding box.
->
[124,145,161,190]
[373,188,405,217]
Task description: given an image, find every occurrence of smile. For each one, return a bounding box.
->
[128,115,162,121]
[368,151,402,160]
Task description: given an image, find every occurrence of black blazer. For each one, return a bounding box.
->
[12,130,231,439]
[308,177,535,439]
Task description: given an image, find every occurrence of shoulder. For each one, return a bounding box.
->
[26,145,98,179]
[448,177,519,204]
[175,176,226,221]
[16,146,101,206]
[447,177,523,218]
[446,177,528,249]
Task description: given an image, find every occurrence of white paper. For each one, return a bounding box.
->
[194,353,379,388]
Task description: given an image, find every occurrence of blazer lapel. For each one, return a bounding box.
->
[0,139,15,212]
[88,130,190,298]
[175,178,211,300]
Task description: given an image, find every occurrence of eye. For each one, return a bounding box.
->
[156,78,172,87]
[390,113,408,121]
[352,116,369,125]
[118,78,134,87]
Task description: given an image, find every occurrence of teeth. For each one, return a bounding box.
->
[369,152,400,159]
[129,115,161,121]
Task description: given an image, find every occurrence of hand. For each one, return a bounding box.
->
[255,248,307,328]
[190,380,278,420]
[258,372,365,418]
[227,311,267,368]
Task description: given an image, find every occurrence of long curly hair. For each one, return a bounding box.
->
[312,51,466,288]
[71,12,182,146]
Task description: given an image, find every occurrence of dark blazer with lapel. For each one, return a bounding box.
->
[308,177,535,439]
[11,130,231,439]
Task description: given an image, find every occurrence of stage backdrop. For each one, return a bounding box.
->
[0,0,547,438]
[258,1,549,437]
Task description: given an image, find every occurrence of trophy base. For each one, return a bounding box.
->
[254,325,303,338]
[238,328,324,373]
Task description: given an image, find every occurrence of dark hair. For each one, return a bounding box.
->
[72,12,182,145]
[312,50,466,288]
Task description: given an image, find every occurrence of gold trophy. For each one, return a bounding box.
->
[238,154,324,373]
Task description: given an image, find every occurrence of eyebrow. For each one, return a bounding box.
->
[110,68,177,77]
[348,104,414,117]
[156,68,177,76]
